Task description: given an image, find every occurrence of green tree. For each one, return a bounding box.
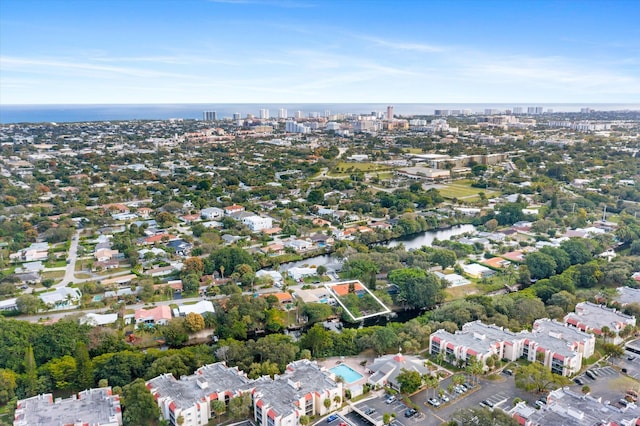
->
[121,378,160,426]
[0,368,17,405]
[163,318,189,347]
[228,392,251,419]
[42,355,77,391]
[23,345,38,397]
[392,270,444,310]
[75,341,93,390]
[211,399,226,423]
[453,407,519,425]
[16,294,40,314]
[300,324,334,357]
[560,238,592,265]
[515,362,565,393]
[396,368,422,394]
[525,252,557,280]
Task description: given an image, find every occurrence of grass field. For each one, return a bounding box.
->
[335,162,392,172]
[444,283,478,300]
[437,179,499,200]
[41,270,65,280]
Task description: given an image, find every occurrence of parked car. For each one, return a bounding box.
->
[327,415,339,423]
[386,395,397,404]
[586,370,597,380]
[440,394,450,403]
[535,399,546,408]
[574,378,585,385]
[364,408,376,415]
[628,355,636,361]
[479,400,494,408]
[404,409,417,418]
[504,369,513,376]
[428,398,441,407]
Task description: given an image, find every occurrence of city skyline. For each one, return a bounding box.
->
[1,0,639,105]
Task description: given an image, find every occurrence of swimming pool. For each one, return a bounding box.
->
[329,364,363,384]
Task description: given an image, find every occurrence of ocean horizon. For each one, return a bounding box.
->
[1,103,639,124]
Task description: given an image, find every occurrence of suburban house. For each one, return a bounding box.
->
[461,263,495,279]
[134,305,172,327]
[224,204,245,216]
[242,215,273,232]
[200,207,224,220]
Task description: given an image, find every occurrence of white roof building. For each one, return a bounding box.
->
[81,313,119,326]
[174,300,215,317]
[38,287,82,310]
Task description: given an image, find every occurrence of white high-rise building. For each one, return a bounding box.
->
[295,110,303,119]
[259,109,270,119]
[278,108,287,119]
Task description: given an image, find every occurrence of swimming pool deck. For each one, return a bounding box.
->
[319,355,374,388]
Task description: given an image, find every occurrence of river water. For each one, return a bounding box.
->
[280,224,476,272]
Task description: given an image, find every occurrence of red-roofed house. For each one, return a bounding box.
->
[224,205,245,216]
[135,306,172,327]
[331,281,366,297]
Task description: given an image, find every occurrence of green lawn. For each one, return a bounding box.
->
[437,180,499,200]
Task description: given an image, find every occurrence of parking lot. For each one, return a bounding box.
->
[571,361,640,406]
[345,372,538,426]
[351,394,424,426]
[611,350,640,381]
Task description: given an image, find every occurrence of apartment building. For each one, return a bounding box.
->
[429,319,595,376]
[565,301,636,344]
[14,387,122,426]
[147,360,341,426]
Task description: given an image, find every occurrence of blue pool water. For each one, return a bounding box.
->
[329,364,363,384]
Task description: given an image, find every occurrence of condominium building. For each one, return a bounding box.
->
[252,360,342,426]
[564,301,636,344]
[147,360,341,426]
[14,387,122,426]
[429,319,595,376]
[147,363,252,426]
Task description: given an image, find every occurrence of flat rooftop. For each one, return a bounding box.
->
[14,387,121,426]
[253,360,339,417]
[530,387,640,426]
[566,301,635,330]
[616,286,640,306]
[147,362,252,410]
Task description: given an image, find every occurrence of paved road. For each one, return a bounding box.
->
[18,295,208,323]
[56,229,82,288]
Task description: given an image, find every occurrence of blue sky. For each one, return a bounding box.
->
[1,0,639,104]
